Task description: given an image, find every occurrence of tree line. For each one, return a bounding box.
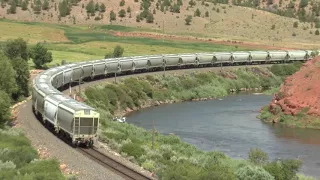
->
[0,38,52,126]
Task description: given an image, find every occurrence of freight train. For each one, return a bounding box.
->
[32,50,316,147]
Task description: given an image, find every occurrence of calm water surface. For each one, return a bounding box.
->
[127,94,320,177]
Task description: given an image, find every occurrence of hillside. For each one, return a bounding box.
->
[262,57,320,129]
[1,0,320,48]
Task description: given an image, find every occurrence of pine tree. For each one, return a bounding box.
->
[99,3,106,12]
[194,8,200,17]
[146,12,154,23]
[205,11,209,17]
[110,10,116,21]
[42,0,49,10]
[21,0,28,10]
[95,2,99,11]
[59,0,71,17]
[118,9,126,17]
[9,1,17,14]
[33,0,42,14]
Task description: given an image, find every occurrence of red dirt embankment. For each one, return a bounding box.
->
[269,57,320,117]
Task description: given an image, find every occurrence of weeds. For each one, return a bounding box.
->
[82,65,308,179]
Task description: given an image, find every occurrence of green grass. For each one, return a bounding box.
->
[94,24,158,33]
[0,19,259,68]
[0,128,66,179]
[258,105,320,129]
[81,66,310,179]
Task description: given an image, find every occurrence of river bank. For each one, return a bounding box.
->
[258,57,320,129]
[81,65,313,179]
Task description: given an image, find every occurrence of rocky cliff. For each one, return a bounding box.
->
[268,57,320,125]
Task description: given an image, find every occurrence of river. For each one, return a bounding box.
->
[127,93,320,177]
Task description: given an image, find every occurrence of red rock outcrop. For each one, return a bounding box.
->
[269,57,320,117]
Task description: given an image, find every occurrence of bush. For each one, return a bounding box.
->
[0,91,11,126]
[194,8,201,17]
[248,148,269,165]
[113,45,124,58]
[118,9,126,17]
[236,165,274,180]
[264,159,302,180]
[185,15,192,25]
[121,143,145,158]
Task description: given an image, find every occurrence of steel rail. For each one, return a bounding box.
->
[78,147,154,180]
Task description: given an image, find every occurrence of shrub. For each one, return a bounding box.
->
[248,148,269,165]
[194,8,200,17]
[0,91,11,126]
[110,10,116,21]
[236,165,274,180]
[185,15,192,25]
[142,159,156,171]
[113,45,124,58]
[146,13,154,23]
[120,0,125,6]
[118,9,126,17]
[121,143,145,158]
[264,159,302,180]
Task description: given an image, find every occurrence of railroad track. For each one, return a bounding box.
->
[78,147,154,180]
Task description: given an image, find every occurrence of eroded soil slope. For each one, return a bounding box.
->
[270,57,320,117]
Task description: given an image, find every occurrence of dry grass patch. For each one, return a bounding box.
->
[0,21,69,43]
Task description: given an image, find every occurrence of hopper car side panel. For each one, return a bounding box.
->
[63,69,73,85]
[44,100,58,125]
[57,105,74,134]
[164,55,181,66]
[198,54,214,64]
[287,51,307,61]
[93,61,106,76]
[82,64,94,78]
[106,61,120,73]
[72,66,83,82]
[148,56,164,68]
[232,52,250,62]
[180,54,197,65]
[249,51,268,61]
[120,59,134,72]
[52,72,64,89]
[215,53,232,63]
[268,51,288,61]
[133,58,149,70]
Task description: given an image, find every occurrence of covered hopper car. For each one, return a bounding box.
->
[32,49,317,148]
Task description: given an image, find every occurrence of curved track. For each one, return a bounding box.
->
[19,64,275,180]
[78,148,153,180]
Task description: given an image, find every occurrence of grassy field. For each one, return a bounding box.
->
[0,19,256,68]
[1,0,320,50]
[0,21,69,44]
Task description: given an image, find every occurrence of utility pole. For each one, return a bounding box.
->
[162,17,164,43]
[114,72,117,84]
[78,77,81,94]
[163,64,166,77]
[152,120,155,150]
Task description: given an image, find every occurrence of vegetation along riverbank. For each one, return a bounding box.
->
[81,64,314,179]
[259,56,320,129]
[0,40,67,179]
